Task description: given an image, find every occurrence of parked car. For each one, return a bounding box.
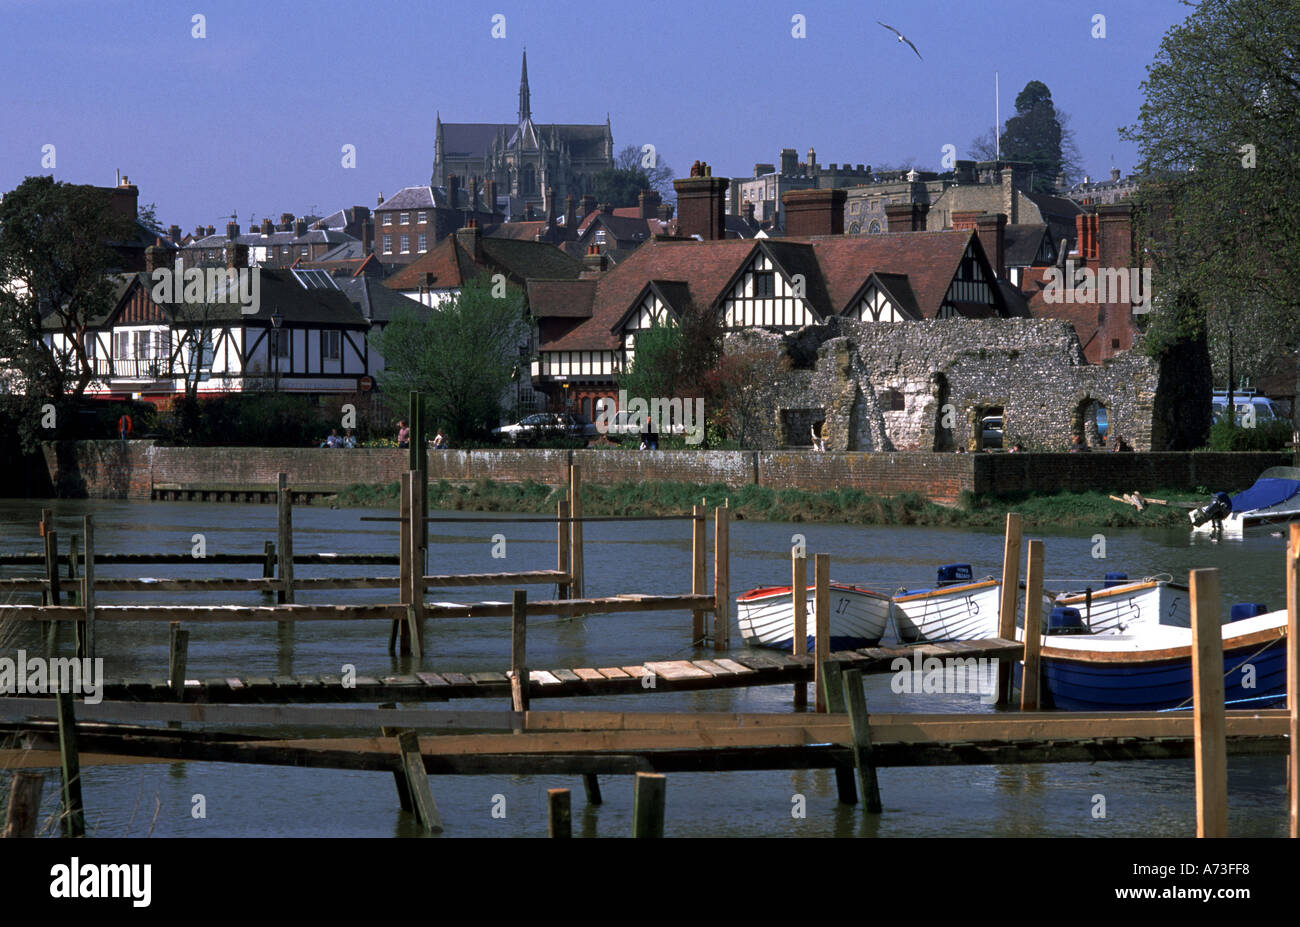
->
[493,413,596,443]
[981,415,1003,449]
[1211,392,1284,426]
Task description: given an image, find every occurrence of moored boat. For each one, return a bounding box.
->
[1026,603,1286,711]
[1052,572,1190,633]
[891,563,1055,643]
[1189,466,1300,538]
[735,582,894,651]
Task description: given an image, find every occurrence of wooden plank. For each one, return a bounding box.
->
[692,660,737,677]
[632,772,665,838]
[415,672,450,688]
[1190,567,1228,838]
[573,668,605,682]
[1021,539,1045,711]
[727,653,789,673]
[596,667,631,680]
[396,730,442,834]
[551,669,581,683]
[378,675,422,687]
[2,772,44,838]
[440,672,474,688]
[814,553,830,712]
[997,513,1023,705]
[467,672,508,686]
[712,658,757,676]
[644,661,712,681]
[529,670,563,686]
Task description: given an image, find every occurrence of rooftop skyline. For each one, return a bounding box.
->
[0,0,1191,229]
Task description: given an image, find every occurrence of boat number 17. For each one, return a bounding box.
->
[835,598,850,615]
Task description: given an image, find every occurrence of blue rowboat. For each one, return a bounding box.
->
[1025,607,1288,711]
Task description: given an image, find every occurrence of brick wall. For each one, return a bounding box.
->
[37,443,1291,504]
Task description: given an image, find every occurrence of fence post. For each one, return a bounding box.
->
[843,668,882,812]
[793,552,808,710]
[56,691,85,838]
[511,589,528,713]
[632,772,666,838]
[548,788,572,838]
[814,553,830,712]
[569,464,584,601]
[692,504,707,647]
[43,523,60,656]
[80,515,95,661]
[557,497,570,600]
[2,772,44,838]
[713,505,730,652]
[276,472,294,605]
[1020,539,1045,711]
[996,512,1023,705]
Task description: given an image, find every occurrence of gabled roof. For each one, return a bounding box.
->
[383,234,486,291]
[1003,223,1055,267]
[479,237,584,281]
[376,187,436,211]
[529,279,597,319]
[337,276,426,323]
[488,220,550,241]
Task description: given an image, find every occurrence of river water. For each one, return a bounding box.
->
[0,498,1290,837]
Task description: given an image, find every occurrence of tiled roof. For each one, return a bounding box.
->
[337,276,426,323]
[377,187,436,211]
[383,235,485,292]
[488,220,550,241]
[1002,223,1053,267]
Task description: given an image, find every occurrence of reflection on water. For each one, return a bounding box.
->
[0,498,1289,837]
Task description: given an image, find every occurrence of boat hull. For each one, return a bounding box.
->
[1053,581,1190,634]
[736,583,892,651]
[892,581,1003,643]
[1032,612,1288,711]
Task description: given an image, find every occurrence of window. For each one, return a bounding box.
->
[383,213,393,226]
[752,271,775,298]
[321,330,340,360]
[400,235,410,254]
[594,229,606,244]
[417,211,427,224]
[383,235,392,254]
[399,212,410,225]
[882,388,905,411]
[114,331,129,359]
[417,233,428,253]
[300,245,309,257]
[280,246,289,257]
[1112,338,1120,350]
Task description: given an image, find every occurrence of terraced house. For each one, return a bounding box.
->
[526,175,1014,419]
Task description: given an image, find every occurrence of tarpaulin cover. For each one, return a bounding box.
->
[1231,478,1300,514]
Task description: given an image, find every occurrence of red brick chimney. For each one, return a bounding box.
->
[145,238,169,273]
[1097,203,1134,274]
[224,240,249,269]
[883,202,928,232]
[950,210,981,232]
[975,213,1007,279]
[782,188,846,237]
[109,176,139,220]
[279,213,294,232]
[638,189,662,220]
[226,221,240,239]
[456,219,483,262]
[583,243,608,273]
[673,164,729,241]
[260,218,273,236]
[293,218,307,237]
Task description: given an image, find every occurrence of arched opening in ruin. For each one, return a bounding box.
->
[978,405,1005,450]
[1072,396,1107,448]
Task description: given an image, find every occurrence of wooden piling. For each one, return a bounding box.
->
[262,540,276,590]
[2,772,44,838]
[692,504,707,646]
[557,498,571,600]
[1020,539,1045,711]
[814,553,830,712]
[56,691,84,838]
[996,513,1023,706]
[569,464,584,600]
[1189,567,1228,838]
[547,788,572,838]
[843,668,882,813]
[276,473,294,605]
[632,772,666,837]
[395,471,412,655]
[408,470,426,656]
[793,552,808,710]
[1288,524,1299,837]
[43,526,61,656]
[511,589,528,712]
[582,773,603,805]
[396,730,442,834]
[169,622,189,699]
[67,533,79,604]
[713,505,730,652]
[79,515,95,661]
[820,660,857,804]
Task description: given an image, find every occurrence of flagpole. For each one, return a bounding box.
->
[995,70,1000,161]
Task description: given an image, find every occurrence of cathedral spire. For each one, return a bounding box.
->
[518,47,531,123]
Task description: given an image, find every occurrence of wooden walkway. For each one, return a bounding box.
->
[16,639,1022,704]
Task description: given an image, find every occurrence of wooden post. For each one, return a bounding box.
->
[820,660,856,804]
[793,552,808,710]
[1020,539,1045,711]
[276,472,294,605]
[396,730,442,834]
[395,470,412,654]
[569,464,584,600]
[582,773,603,806]
[43,526,61,656]
[511,589,528,712]
[56,690,84,838]
[996,513,1023,705]
[169,622,189,699]
[843,668,882,812]
[1288,524,1299,837]
[692,504,707,646]
[67,533,79,604]
[1190,567,1228,838]
[547,788,572,838]
[557,497,571,600]
[2,772,44,838]
[262,539,276,595]
[79,515,94,661]
[408,469,426,656]
[632,772,666,838]
[379,705,412,812]
[409,391,427,483]
[814,553,830,712]
[713,505,730,652]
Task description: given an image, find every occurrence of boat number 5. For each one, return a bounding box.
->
[965,595,979,614]
[835,598,850,615]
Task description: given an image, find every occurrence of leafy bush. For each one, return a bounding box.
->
[1205,419,1292,451]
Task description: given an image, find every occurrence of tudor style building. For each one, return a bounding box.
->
[432,50,614,217]
[526,179,1012,418]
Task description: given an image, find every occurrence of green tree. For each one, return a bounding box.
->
[999,80,1081,190]
[369,276,529,441]
[0,177,136,446]
[1120,0,1300,435]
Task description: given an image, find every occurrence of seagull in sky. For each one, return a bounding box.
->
[877,21,922,60]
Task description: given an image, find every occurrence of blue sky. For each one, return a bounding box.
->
[0,0,1192,229]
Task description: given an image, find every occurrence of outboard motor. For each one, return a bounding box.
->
[1189,491,1233,528]
[1103,572,1128,588]
[936,563,973,587]
[1228,602,1268,622]
[1047,606,1088,635]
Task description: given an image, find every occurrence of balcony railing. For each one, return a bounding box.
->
[93,358,173,380]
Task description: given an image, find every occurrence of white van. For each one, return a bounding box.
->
[1211,392,1283,426]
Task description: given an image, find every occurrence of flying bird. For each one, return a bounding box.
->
[877,21,922,60]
